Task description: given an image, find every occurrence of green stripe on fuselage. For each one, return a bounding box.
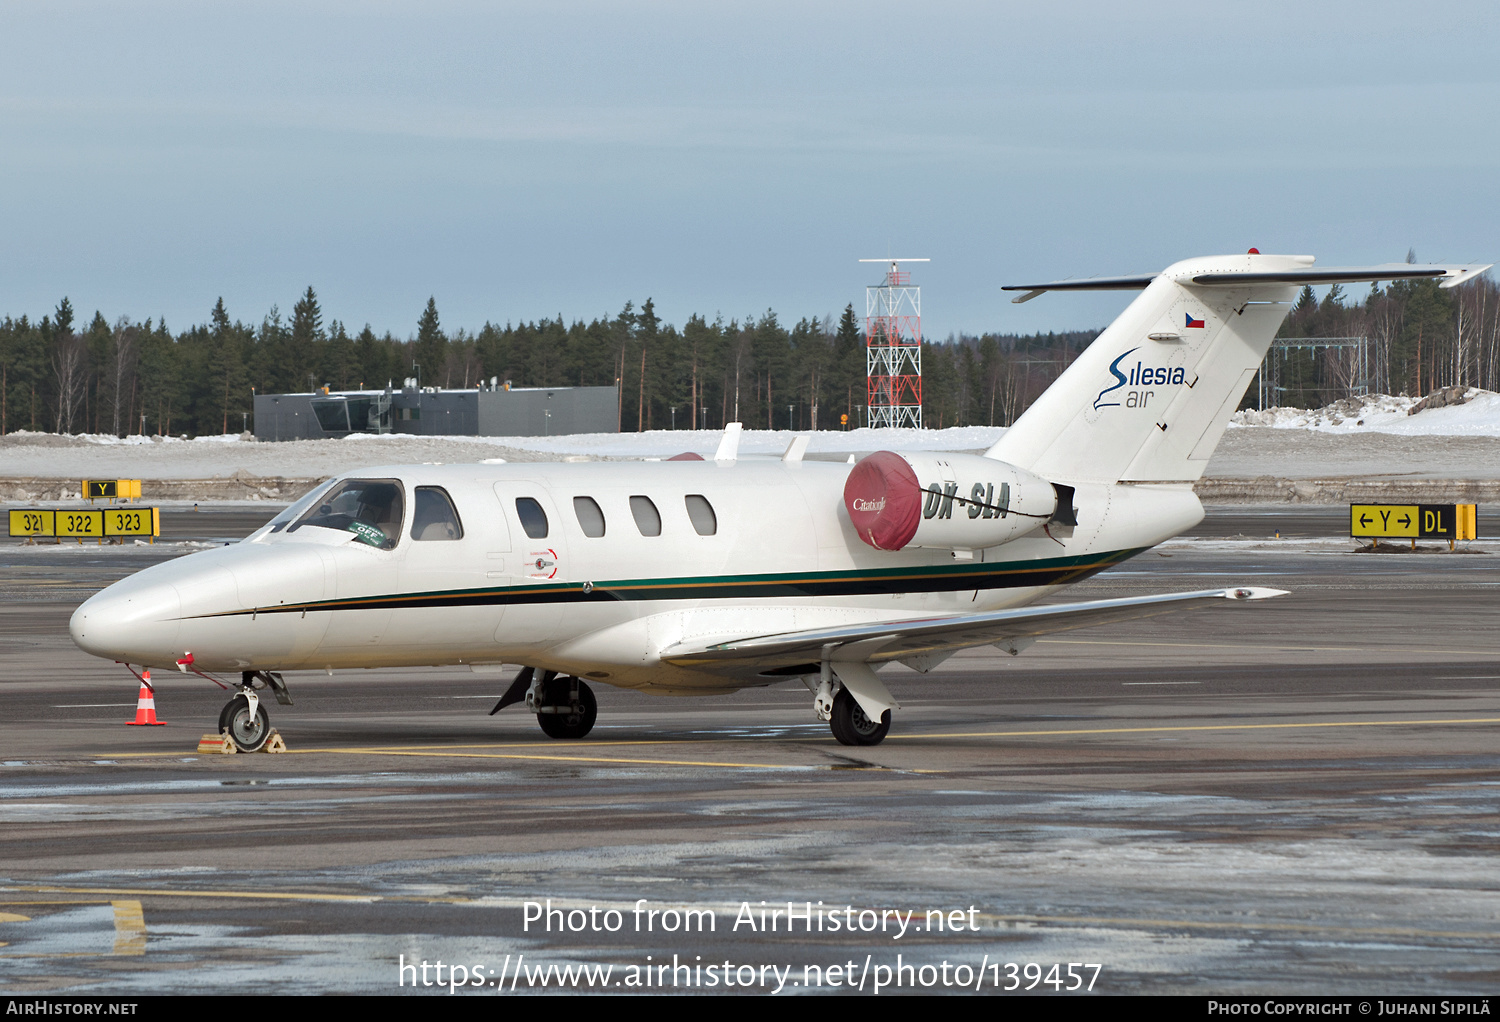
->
[208,547,1148,618]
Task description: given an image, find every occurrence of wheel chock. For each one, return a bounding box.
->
[197,733,237,754]
[260,730,287,754]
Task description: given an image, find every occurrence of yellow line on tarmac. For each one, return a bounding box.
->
[1039,638,1500,656]
[4,886,469,905]
[892,717,1500,740]
[104,744,809,770]
[111,900,145,956]
[319,747,810,770]
[102,740,817,769]
[985,913,1500,943]
[104,738,686,759]
[94,718,1500,761]
[0,899,146,958]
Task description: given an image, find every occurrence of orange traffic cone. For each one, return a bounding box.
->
[126,672,166,726]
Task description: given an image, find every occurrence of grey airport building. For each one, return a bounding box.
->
[252,382,620,441]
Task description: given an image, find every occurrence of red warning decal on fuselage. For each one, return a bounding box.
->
[528,549,558,579]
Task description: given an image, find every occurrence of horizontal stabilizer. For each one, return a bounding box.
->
[661,587,1286,675]
[1004,274,1157,302]
[1003,261,1491,301]
[1188,263,1492,289]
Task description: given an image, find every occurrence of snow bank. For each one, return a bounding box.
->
[0,429,255,447]
[1230,389,1500,437]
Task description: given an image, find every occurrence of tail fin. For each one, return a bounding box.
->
[986,253,1490,485]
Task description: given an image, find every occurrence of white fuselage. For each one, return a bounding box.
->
[69,458,1201,695]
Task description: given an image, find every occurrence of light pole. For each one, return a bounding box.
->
[787,404,793,430]
[670,406,676,430]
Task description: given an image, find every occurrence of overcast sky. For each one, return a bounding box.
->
[2,1,1496,340]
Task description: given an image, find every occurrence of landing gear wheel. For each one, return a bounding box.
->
[829,688,890,747]
[219,695,271,752]
[536,677,597,740]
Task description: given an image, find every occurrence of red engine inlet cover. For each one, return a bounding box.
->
[843,451,923,550]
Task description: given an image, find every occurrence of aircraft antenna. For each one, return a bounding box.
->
[858,258,928,428]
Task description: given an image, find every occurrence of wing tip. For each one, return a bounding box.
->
[1227,587,1290,600]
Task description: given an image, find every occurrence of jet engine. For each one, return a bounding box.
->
[843,451,1058,551]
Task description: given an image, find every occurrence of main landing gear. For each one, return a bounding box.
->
[810,666,888,744]
[489,667,597,740]
[218,670,292,752]
[829,689,891,746]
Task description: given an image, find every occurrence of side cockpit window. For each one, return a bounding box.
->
[411,486,464,541]
[290,479,404,549]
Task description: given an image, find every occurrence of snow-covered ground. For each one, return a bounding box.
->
[6,391,1500,485]
[1231,388,1500,437]
[0,426,1006,480]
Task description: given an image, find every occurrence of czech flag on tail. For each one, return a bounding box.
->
[1185,313,1206,328]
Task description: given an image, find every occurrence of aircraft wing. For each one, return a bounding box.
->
[660,586,1287,676]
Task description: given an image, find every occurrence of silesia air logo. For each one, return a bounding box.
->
[1094,346,1187,411]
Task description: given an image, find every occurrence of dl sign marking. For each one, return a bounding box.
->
[1349,503,1476,541]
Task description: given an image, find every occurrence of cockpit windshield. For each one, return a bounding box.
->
[288,478,405,549]
[260,479,339,537]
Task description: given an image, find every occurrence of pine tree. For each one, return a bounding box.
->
[413,297,446,387]
[50,297,86,433]
[207,298,246,434]
[291,287,325,390]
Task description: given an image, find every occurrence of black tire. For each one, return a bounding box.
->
[536,677,597,739]
[221,695,271,752]
[829,688,890,746]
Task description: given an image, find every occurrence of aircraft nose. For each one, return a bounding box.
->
[70,579,182,666]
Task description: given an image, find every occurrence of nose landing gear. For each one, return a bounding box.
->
[217,670,291,752]
[219,693,271,752]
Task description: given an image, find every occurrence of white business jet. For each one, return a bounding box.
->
[70,253,1490,750]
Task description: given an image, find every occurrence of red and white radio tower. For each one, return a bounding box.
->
[859,258,927,428]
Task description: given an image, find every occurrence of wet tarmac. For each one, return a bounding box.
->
[1,507,1497,995]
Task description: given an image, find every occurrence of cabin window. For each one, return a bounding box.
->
[684,494,717,536]
[289,478,404,550]
[411,486,464,541]
[629,495,661,537]
[516,497,549,539]
[573,496,606,538]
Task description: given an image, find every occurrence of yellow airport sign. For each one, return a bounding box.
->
[57,509,104,538]
[1457,503,1478,541]
[8,507,159,543]
[1351,503,1478,544]
[1351,504,1419,538]
[103,507,159,538]
[83,479,142,501]
[8,510,55,537]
